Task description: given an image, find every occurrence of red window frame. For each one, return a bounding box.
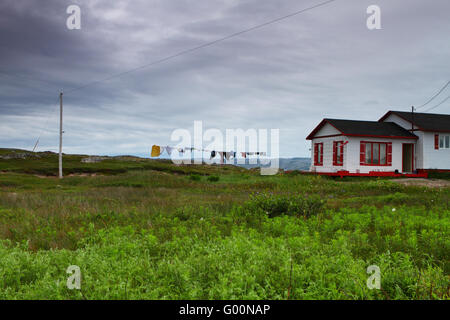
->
[360,141,391,166]
[314,142,323,166]
[333,141,344,166]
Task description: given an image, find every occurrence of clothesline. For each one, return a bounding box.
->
[150,145,267,160]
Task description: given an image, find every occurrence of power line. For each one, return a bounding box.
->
[424,95,450,113]
[65,0,339,94]
[32,96,61,152]
[416,80,450,109]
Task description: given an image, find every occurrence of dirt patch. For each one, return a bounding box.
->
[34,174,56,178]
[67,173,98,177]
[392,178,450,188]
[33,173,102,178]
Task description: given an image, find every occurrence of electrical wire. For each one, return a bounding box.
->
[424,95,450,113]
[416,80,450,109]
[65,0,339,95]
[32,96,60,152]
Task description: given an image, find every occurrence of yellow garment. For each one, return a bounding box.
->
[151,145,161,157]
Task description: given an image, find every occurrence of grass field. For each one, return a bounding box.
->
[0,149,448,299]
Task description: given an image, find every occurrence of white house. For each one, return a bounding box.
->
[306,111,450,174]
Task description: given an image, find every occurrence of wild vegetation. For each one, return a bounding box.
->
[0,149,448,299]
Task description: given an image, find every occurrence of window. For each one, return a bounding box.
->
[439,135,450,149]
[380,143,386,165]
[365,143,371,164]
[314,143,323,166]
[361,142,391,166]
[333,141,344,166]
[373,143,379,164]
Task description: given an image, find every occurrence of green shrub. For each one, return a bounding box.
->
[246,192,324,218]
[207,175,220,182]
[427,171,450,180]
[189,174,201,181]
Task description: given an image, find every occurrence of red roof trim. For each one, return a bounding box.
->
[345,133,418,139]
[308,117,419,140]
[313,133,344,139]
[311,133,416,140]
[306,119,344,140]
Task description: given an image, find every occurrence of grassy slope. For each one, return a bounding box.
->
[0,149,448,299]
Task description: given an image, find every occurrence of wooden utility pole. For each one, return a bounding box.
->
[411,106,415,132]
[59,91,63,179]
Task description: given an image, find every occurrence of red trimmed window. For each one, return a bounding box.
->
[438,134,450,149]
[360,141,392,166]
[314,142,323,166]
[333,141,344,166]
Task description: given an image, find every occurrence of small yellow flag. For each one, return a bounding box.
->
[151,145,161,157]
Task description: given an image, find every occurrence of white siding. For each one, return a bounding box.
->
[381,114,423,168]
[345,137,415,173]
[315,123,341,136]
[310,136,344,172]
[414,131,424,169]
[382,114,418,131]
[381,114,450,169]
[422,132,450,169]
[309,123,343,172]
[311,136,417,173]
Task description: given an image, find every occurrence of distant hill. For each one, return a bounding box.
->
[234,157,311,171]
[0,148,311,174]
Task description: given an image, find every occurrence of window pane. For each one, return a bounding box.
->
[373,143,379,164]
[380,144,386,165]
[440,136,444,148]
[337,142,342,164]
[318,144,322,163]
[336,142,341,163]
[445,136,450,149]
[365,143,371,164]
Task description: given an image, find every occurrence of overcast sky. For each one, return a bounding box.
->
[0,0,449,157]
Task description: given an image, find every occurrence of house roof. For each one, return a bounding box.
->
[306,118,418,140]
[379,111,450,132]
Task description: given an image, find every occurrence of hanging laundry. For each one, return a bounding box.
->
[165,146,173,156]
[218,152,225,163]
[225,152,232,160]
[210,151,216,159]
[241,152,246,158]
[233,152,236,158]
[151,145,161,157]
